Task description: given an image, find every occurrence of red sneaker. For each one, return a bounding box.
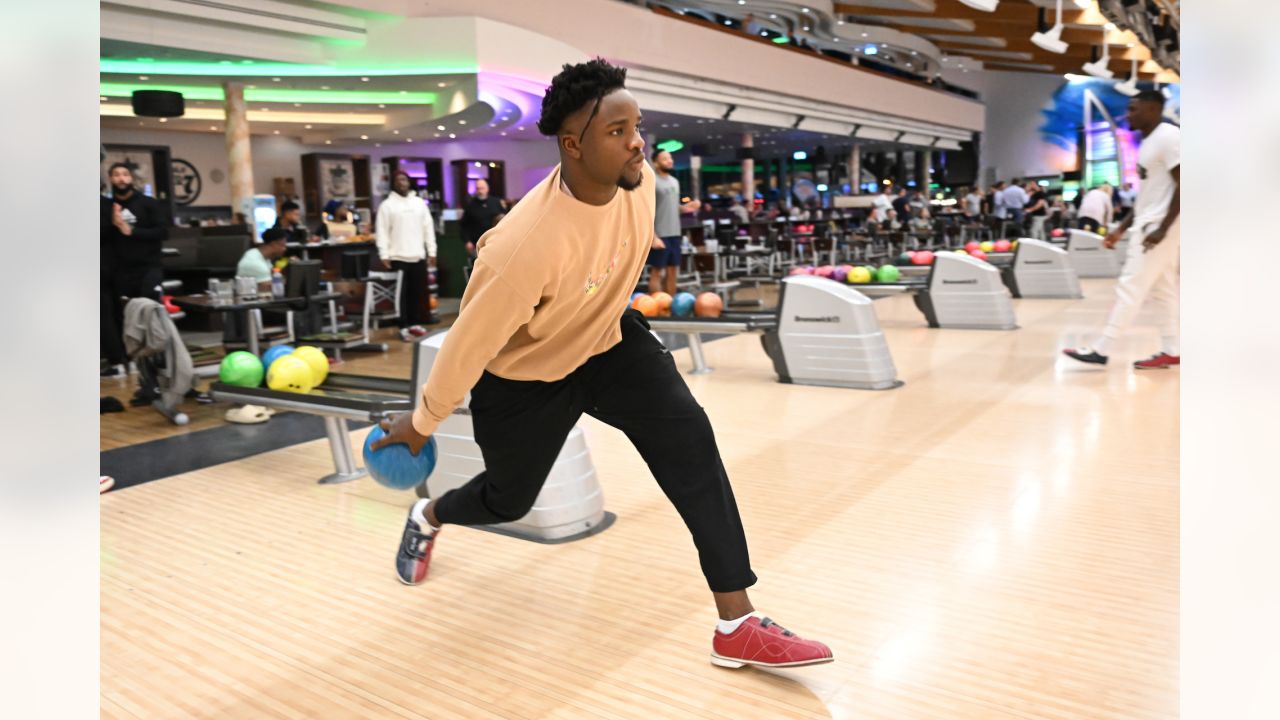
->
[711,616,834,669]
[1134,352,1180,370]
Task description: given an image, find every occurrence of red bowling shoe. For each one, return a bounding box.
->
[711,616,834,669]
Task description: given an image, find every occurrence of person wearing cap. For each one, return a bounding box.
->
[316,200,358,240]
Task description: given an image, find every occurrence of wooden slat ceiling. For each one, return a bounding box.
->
[834,0,1178,81]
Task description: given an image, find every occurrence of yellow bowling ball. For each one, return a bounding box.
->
[267,355,315,394]
[954,248,968,254]
[979,241,994,253]
[1011,240,1019,250]
[847,266,872,284]
[291,345,329,386]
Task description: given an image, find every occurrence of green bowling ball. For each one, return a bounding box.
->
[876,265,901,283]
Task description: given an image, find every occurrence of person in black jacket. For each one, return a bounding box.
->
[459,178,506,256]
[101,163,169,375]
[271,200,310,244]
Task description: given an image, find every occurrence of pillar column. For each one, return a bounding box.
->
[223,82,256,228]
[740,132,755,205]
[922,149,934,193]
[849,145,862,195]
[689,155,702,203]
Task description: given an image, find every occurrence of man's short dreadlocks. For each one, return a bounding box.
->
[536,59,628,138]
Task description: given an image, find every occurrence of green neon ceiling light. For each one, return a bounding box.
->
[771,36,790,44]
[100,57,476,77]
[99,83,435,105]
[656,139,684,153]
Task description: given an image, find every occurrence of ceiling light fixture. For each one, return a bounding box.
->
[1114,57,1140,96]
[957,0,998,10]
[1030,0,1069,54]
[1082,25,1114,78]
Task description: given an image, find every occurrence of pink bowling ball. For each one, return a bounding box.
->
[993,239,1012,252]
[969,249,988,261]
[964,241,980,252]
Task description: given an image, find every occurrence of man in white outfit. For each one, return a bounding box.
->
[1064,90,1180,369]
[376,170,439,341]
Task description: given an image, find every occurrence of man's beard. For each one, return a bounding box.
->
[617,168,644,192]
[111,183,133,197]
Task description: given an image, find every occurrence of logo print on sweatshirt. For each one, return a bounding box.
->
[585,236,629,296]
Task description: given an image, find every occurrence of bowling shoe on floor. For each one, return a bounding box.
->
[99,476,115,494]
[1134,352,1180,370]
[710,616,834,669]
[1063,347,1108,365]
[395,498,439,585]
[399,328,417,343]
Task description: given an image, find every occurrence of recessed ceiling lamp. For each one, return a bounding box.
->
[1031,0,1069,54]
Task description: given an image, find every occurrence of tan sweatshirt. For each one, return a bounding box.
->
[411,161,657,437]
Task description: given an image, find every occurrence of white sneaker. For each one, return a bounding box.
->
[399,328,417,342]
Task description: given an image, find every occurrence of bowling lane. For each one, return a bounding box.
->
[101,276,1177,720]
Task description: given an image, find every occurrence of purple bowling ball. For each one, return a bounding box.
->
[831,266,849,283]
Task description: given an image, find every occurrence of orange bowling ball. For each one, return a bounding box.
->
[651,292,673,316]
[632,294,660,317]
[694,292,723,318]
[429,296,439,310]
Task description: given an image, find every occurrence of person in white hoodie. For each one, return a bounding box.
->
[377,170,439,340]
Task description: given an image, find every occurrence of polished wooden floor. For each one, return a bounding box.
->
[100,278,1178,719]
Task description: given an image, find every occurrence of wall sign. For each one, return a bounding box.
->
[171,158,202,206]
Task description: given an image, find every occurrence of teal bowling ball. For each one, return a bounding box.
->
[363,426,438,491]
[262,344,295,372]
[671,292,696,318]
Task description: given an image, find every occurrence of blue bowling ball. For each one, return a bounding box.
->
[262,344,295,372]
[362,426,438,490]
[671,292,697,318]
[630,291,646,304]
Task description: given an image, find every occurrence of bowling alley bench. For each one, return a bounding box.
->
[211,333,613,544]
